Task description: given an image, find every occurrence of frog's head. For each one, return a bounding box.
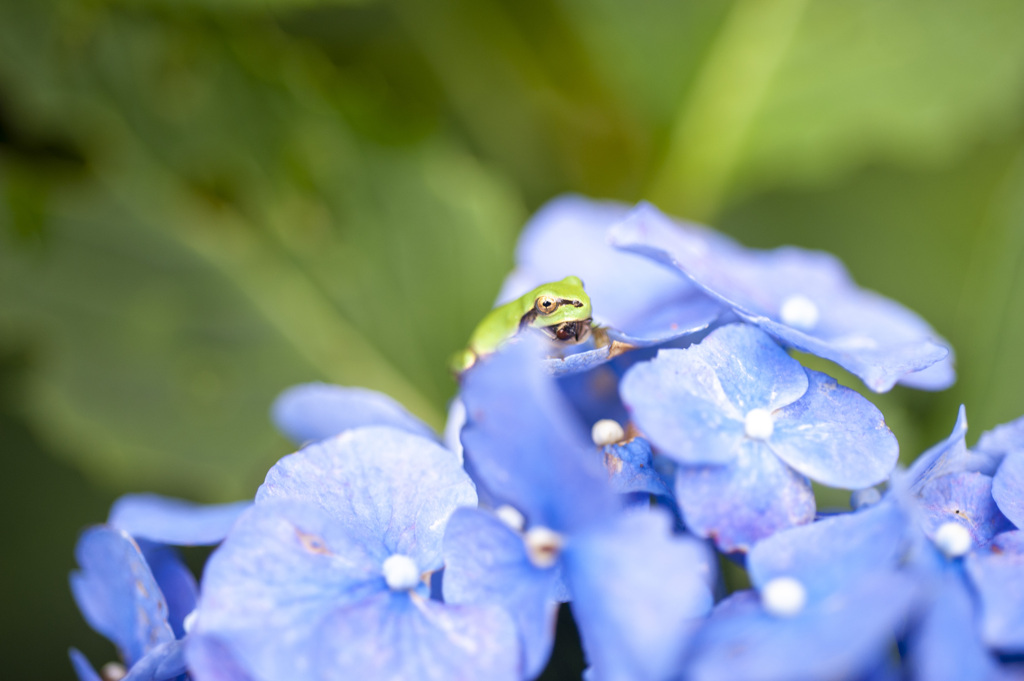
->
[520,275,593,343]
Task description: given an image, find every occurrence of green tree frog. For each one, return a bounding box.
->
[450,275,593,373]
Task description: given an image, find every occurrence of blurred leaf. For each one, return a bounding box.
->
[649,0,1024,219]
[954,149,1024,430]
[389,0,654,202]
[0,1,523,498]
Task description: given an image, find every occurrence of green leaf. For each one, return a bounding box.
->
[0,2,523,498]
[649,0,1024,219]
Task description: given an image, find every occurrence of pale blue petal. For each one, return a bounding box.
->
[621,326,807,465]
[747,501,907,602]
[976,414,1024,461]
[675,441,816,553]
[194,500,388,681]
[258,426,476,571]
[603,439,673,499]
[185,634,256,681]
[905,573,1002,681]
[545,345,620,376]
[555,352,646,428]
[460,338,617,533]
[69,649,102,681]
[770,369,898,489]
[897,357,957,391]
[753,317,950,394]
[993,450,1024,529]
[272,382,436,445]
[312,591,520,681]
[917,472,1013,545]
[965,530,1024,654]
[687,573,917,681]
[609,203,953,393]
[565,510,714,681]
[137,541,197,639]
[442,508,560,679]
[70,527,174,667]
[908,405,972,492]
[442,397,466,464]
[602,298,724,346]
[121,639,187,681]
[109,493,251,546]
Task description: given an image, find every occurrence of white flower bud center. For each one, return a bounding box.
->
[761,576,807,617]
[934,521,972,558]
[100,662,127,681]
[591,419,626,446]
[744,408,774,440]
[780,294,820,331]
[495,505,526,532]
[524,526,564,568]
[382,554,420,591]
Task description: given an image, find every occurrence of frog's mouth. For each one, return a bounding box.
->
[538,318,592,344]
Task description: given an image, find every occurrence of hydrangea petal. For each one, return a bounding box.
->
[609,203,953,392]
[965,530,1024,654]
[545,345,620,376]
[621,327,808,465]
[769,368,898,489]
[564,510,714,681]
[687,573,917,681]
[108,493,251,546]
[747,501,907,602]
[917,472,1013,545]
[137,541,197,639]
[555,355,644,429]
[897,357,957,391]
[258,427,476,571]
[905,573,1002,681]
[312,591,520,681]
[674,441,816,553]
[442,508,560,679]
[195,500,389,680]
[605,298,723,347]
[442,397,466,464]
[271,383,436,445]
[993,450,1024,529]
[460,338,617,533]
[908,405,973,491]
[603,438,674,499]
[68,648,102,681]
[120,639,187,681]
[185,634,255,681]
[753,317,950,395]
[70,527,174,667]
[496,194,721,342]
[976,414,1024,460]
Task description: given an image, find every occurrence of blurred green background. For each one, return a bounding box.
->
[2,0,1024,677]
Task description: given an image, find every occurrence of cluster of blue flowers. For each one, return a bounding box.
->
[70,197,1024,681]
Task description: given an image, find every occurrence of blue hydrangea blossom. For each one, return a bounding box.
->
[621,323,898,551]
[609,202,954,392]
[67,195,1024,681]
[69,526,187,681]
[448,338,715,681]
[687,505,918,681]
[188,427,520,681]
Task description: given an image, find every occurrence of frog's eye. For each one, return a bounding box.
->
[535,296,558,315]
